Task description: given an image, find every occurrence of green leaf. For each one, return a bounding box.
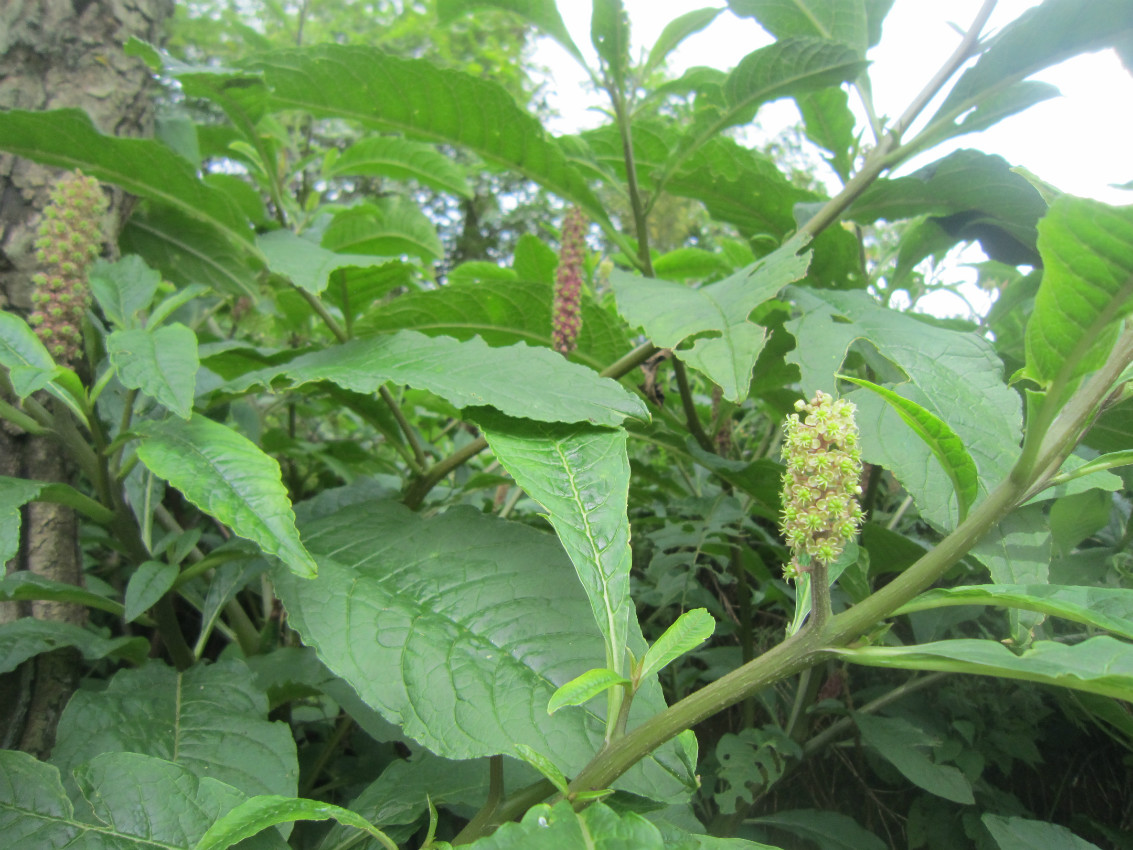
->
[1046,450,1133,488]
[52,659,299,801]
[475,412,634,673]
[727,0,869,51]
[321,198,443,264]
[0,476,115,563]
[258,229,400,295]
[357,276,633,373]
[135,415,317,578]
[917,81,1060,152]
[548,668,630,715]
[747,809,885,850]
[838,375,979,522]
[787,288,1022,529]
[436,0,584,63]
[898,584,1133,641]
[243,46,608,227]
[854,713,974,804]
[123,560,179,622]
[832,636,1133,702]
[797,87,856,181]
[88,255,163,330]
[513,744,570,794]
[652,247,733,280]
[1050,489,1112,555]
[612,237,810,401]
[327,134,473,198]
[460,801,673,849]
[969,505,1051,641]
[108,324,199,419]
[513,233,559,285]
[196,795,396,850]
[1023,197,1133,391]
[645,8,723,76]
[592,0,631,93]
[0,750,287,850]
[639,609,716,682]
[715,726,801,814]
[272,499,694,802]
[0,309,57,397]
[0,618,146,674]
[229,330,647,427]
[0,570,124,617]
[0,109,254,250]
[982,814,1103,850]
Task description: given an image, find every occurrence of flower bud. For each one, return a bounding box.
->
[552,207,587,355]
[779,391,864,575]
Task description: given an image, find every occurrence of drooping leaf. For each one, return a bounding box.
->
[108,324,199,419]
[135,415,317,578]
[0,618,147,674]
[548,668,630,715]
[612,237,810,401]
[228,330,647,427]
[258,229,401,295]
[123,560,179,623]
[52,659,299,801]
[272,499,694,802]
[832,636,1133,701]
[513,744,570,794]
[897,584,1133,641]
[854,713,974,804]
[726,0,869,51]
[839,375,979,522]
[1023,197,1133,391]
[786,288,1022,528]
[326,134,473,198]
[0,750,287,850]
[243,46,608,227]
[436,0,584,63]
[916,80,1060,152]
[644,8,724,76]
[88,255,163,330]
[0,109,254,250]
[475,412,635,673]
[796,86,857,181]
[196,795,397,850]
[639,609,716,682]
[982,814,1103,850]
[0,571,124,617]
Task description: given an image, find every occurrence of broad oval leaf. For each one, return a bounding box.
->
[639,608,716,682]
[547,668,630,715]
[88,255,162,330]
[108,324,199,419]
[839,374,979,522]
[258,229,400,295]
[321,198,443,264]
[135,415,317,578]
[325,134,473,198]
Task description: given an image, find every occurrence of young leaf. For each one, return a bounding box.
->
[325,135,473,198]
[227,330,648,427]
[1023,197,1133,392]
[513,744,570,794]
[832,637,1133,702]
[196,795,397,850]
[108,324,199,419]
[612,236,810,401]
[897,584,1133,641]
[855,713,974,804]
[548,668,630,715]
[135,415,317,578]
[638,608,715,682]
[52,659,299,801]
[88,255,163,330]
[839,375,979,522]
[123,560,179,623]
[475,412,634,675]
[644,8,723,77]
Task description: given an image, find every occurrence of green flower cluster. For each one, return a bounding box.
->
[552,206,587,355]
[780,390,864,576]
[28,171,107,365]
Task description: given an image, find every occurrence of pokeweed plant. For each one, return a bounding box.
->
[1,1,1133,848]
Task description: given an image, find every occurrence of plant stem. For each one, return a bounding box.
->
[673,359,714,453]
[379,385,426,473]
[729,545,756,729]
[404,436,488,510]
[299,713,354,797]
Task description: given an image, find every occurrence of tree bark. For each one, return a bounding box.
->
[0,0,172,757]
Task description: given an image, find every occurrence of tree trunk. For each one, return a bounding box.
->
[0,0,172,757]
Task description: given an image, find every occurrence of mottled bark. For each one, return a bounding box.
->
[0,0,172,757]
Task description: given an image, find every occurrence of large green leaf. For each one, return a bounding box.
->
[786,288,1022,529]
[0,109,254,250]
[726,0,869,51]
[1023,197,1133,390]
[475,413,634,673]
[197,795,396,850]
[108,324,199,419]
[982,814,1103,850]
[854,713,974,804]
[135,415,317,578]
[258,229,401,295]
[51,659,298,801]
[321,198,443,264]
[898,584,1133,641]
[592,0,631,93]
[0,750,287,850]
[969,506,1051,640]
[227,330,647,427]
[326,134,473,198]
[88,255,163,331]
[243,46,608,225]
[747,810,885,850]
[272,499,695,802]
[612,238,810,401]
[0,619,147,674]
[832,637,1133,701]
[0,309,59,398]
[436,0,584,62]
[0,571,124,618]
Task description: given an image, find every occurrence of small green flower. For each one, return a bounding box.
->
[779,390,864,574]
